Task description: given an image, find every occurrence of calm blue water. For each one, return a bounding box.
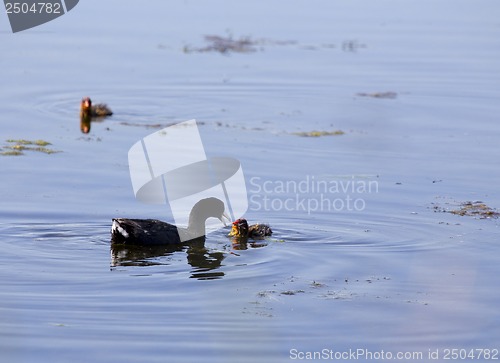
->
[1,1,500,362]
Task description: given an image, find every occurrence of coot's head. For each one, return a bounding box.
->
[191,197,229,225]
[229,218,249,237]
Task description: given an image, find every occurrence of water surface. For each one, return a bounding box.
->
[1,1,499,362]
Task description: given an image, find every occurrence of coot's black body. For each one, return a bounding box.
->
[111,198,228,245]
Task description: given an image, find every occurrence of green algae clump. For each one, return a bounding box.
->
[293,130,345,137]
[1,139,60,156]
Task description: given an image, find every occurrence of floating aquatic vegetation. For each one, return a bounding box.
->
[6,139,51,146]
[356,92,398,99]
[280,290,305,296]
[342,39,367,52]
[246,274,396,318]
[432,200,499,219]
[1,149,23,156]
[450,201,499,219]
[120,122,171,129]
[292,130,345,137]
[311,281,326,288]
[180,34,361,54]
[1,139,61,156]
[120,121,205,129]
[184,34,260,54]
[183,34,298,54]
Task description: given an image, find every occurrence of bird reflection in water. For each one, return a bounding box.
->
[110,235,274,279]
[79,97,113,134]
[110,237,227,280]
[228,236,269,251]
